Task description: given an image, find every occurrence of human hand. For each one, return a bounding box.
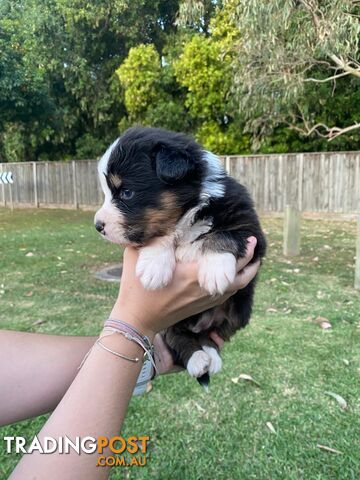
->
[109,237,260,340]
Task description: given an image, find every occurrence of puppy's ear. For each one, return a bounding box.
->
[154,147,194,185]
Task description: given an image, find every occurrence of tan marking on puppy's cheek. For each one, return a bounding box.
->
[160,192,183,220]
[108,174,122,188]
[144,192,182,238]
[160,191,178,209]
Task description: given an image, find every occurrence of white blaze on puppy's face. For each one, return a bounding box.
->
[94,139,129,245]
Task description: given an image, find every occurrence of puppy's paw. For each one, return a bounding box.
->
[136,246,175,290]
[198,252,236,295]
[202,346,222,374]
[187,350,211,378]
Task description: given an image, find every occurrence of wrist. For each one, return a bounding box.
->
[109,304,156,342]
[99,329,144,356]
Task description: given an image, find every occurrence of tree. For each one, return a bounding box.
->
[173,1,250,153]
[174,34,249,153]
[3,0,359,160]
[116,44,162,121]
[115,1,251,154]
[230,0,360,146]
[0,0,180,161]
[175,0,219,34]
[0,0,56,161]
[115,41,191,132]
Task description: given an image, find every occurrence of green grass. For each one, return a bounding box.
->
[0,208,359,480]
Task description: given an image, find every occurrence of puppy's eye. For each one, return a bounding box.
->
[119,188,134,200]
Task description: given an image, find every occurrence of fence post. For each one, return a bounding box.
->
[9,176,13,211]
[355,216,360,290]
[298,153,304,212]
[283,205,300,256]
[225,156,231,175]
[72,160,79,209]
[45,162,49,204]
[32,162,39,207]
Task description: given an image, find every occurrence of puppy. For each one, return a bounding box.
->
[95,127,266,387]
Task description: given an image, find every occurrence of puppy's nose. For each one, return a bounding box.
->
[95,221,105,233]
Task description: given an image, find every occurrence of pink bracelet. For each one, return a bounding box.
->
[103,318,157,377]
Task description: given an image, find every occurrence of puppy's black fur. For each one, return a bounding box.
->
[97,127,266,385]
[162,176,266,382]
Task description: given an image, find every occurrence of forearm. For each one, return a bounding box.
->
[0,328,180,427]
[10,330,146,480]
[0,330,96,426]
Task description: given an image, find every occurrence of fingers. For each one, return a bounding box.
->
[236,236,257,272]
[122,246,138,263]
[231,259,261,291]
[209,331,225,349]
[153,334,184,375]
[222,236,259,292]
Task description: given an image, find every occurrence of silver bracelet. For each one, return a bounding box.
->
[95,337,141,363]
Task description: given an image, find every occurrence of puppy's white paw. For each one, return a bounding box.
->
[198,252,236,295]
[187,350,211,378]
[136,245,175,290]
[202,346,222,374]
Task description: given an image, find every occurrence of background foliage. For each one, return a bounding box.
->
[0,0,359,162]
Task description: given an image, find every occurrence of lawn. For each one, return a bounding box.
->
[0,207,359,480]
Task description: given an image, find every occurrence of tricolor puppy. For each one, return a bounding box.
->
[95,127,266,387]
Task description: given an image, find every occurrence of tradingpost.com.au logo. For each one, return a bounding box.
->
[4,435,150,467]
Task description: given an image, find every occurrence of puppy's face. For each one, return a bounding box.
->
[94,127,205,246]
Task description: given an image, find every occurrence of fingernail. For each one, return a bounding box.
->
[247,236,257,245]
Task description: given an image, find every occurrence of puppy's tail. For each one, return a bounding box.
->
[197,372,210,392]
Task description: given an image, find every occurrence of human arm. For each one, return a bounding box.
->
[9,237,259,479]
[0,331,96,426]
[0,329,222,426]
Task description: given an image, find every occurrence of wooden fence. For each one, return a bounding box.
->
[1,151,360,213]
